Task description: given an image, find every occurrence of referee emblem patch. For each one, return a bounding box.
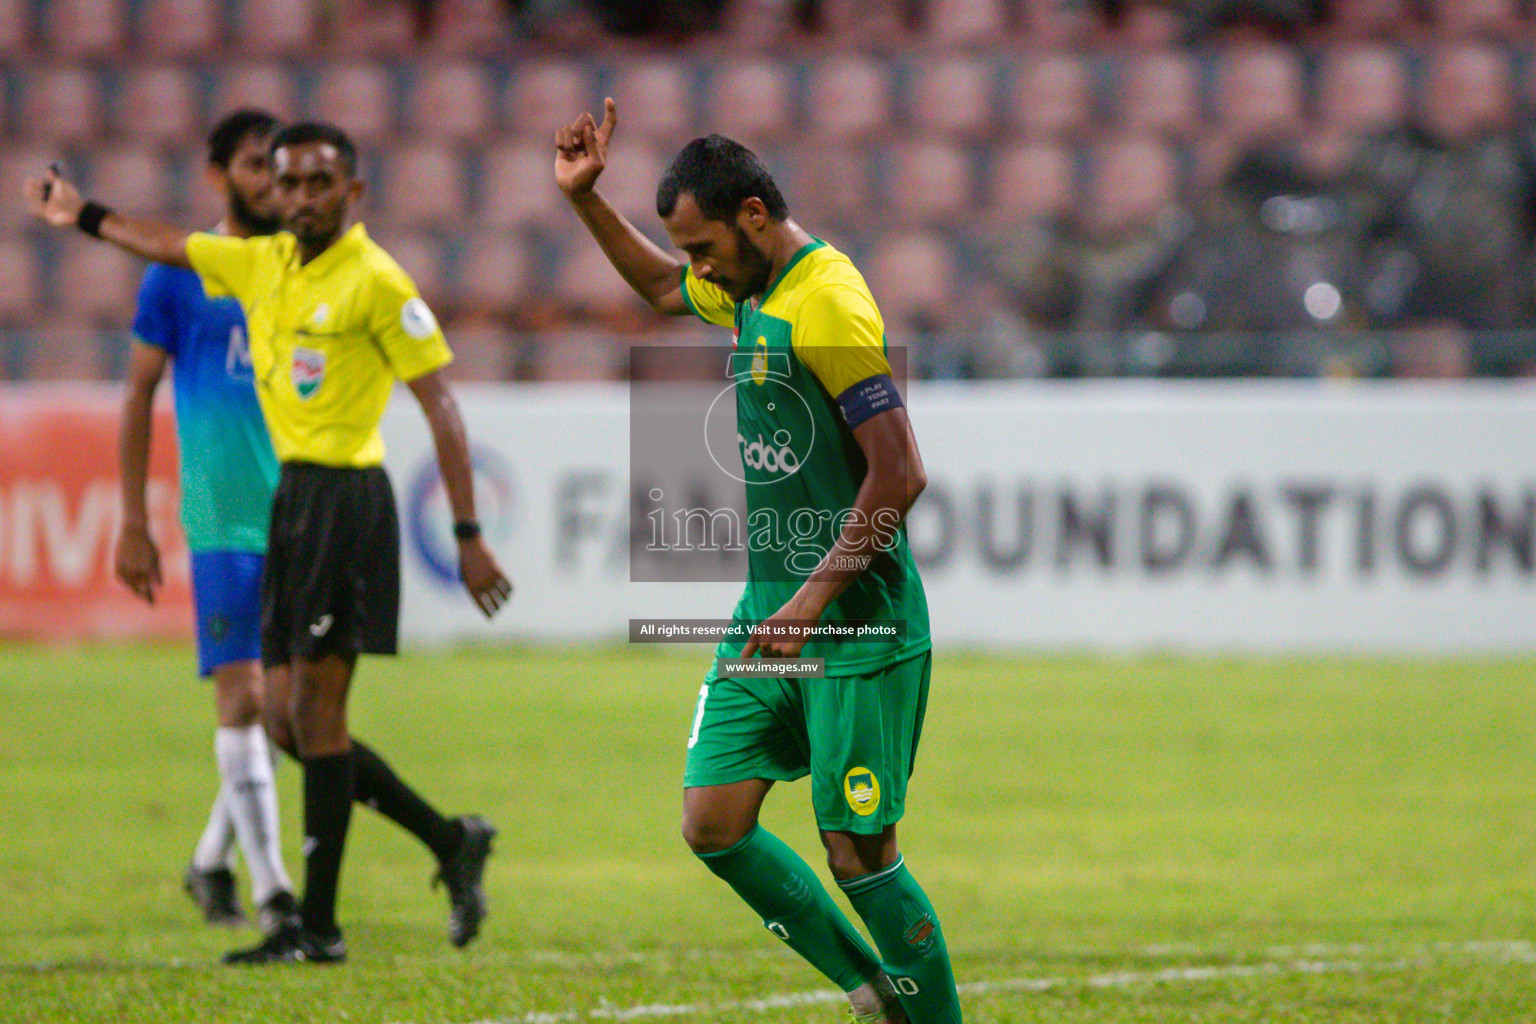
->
[843,767,880,816]
[400,297,439,340]
[292,346,326,399]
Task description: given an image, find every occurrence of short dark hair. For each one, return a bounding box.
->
[656,134,789,223]
[207,109,281,168]
[269,121,358,177]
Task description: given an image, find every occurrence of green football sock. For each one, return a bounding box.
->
[839,857,963,1024]
[697,826,882,992]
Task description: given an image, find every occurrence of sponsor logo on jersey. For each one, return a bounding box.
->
[844,767,880,816]
[292,346,326,399]
[738,432,802,476]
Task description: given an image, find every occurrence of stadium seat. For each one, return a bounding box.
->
[1419,42,1512,139]
[211,64,300,121]
[442,324,513,382]
[1019,0,1095,45]
[525,333,625,382]
[0,147,55,230]
[480,142,561,229]
[46,0,126,57]
[704,61,796,147]
[1324,0,1410,38]
[0,238,41,325]
[1214,46,1304,144]
[138,0,223,55]
[1117,51,1201,139]
[610,60,695,144]
[505,59,593,140]
[90,147,174,218]
[0,0,28,54]
[807,0,913,47]
[235,0,316,56]
[382,144,467,229]
[985,141,1077,220]
[1082,137,1178,233]
[778,145,875,226]
[1007,54,1092,139]
[368,229,448,306]
[924,0,1009,44]
[23,66,106,147]
[586,142,666,225]
[24,321,108,380]
[805,57,892,142]
[1316,45,1408,135]
[863,231,956,326]
[406,61,496,142]
[454,230,532,316]
[885,141,975,224]
[907,56,999,141]
[426,0,511,54]
[117,65,202,145]
[325,0,417,54]
[311,63,397,143]
[54,240,140,325]
[554,241,643,312]
[1432,0,1522,38]
[181,148,229,227]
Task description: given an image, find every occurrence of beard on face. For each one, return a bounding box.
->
[728,224,775,302]
[230,187,282,236]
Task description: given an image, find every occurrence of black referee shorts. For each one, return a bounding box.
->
[261,462,400,668]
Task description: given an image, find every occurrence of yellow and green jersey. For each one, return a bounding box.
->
[185,224,452,468]
[682,239,930,673]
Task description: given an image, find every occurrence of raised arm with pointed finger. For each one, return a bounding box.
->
[22,166,193,269]
[554,97,689,316]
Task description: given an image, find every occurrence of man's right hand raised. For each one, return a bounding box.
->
[555,97,618,199]
[22,165,84,229]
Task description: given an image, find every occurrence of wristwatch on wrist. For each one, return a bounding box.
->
[453,520,482,541]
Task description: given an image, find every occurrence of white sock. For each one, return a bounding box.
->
[191,778,237,872]
[215,725,293,906]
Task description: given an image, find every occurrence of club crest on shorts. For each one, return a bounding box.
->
[292,346,326,399]
[843,767,880,816]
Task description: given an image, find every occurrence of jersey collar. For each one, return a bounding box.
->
[289,222,368,276]
[753,237,826,309]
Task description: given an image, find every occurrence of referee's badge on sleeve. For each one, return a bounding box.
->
[401,297,439,340]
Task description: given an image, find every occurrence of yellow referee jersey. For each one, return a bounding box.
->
[185,224,452,468]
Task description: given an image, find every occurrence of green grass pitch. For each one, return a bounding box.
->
[0,644,1533,1023]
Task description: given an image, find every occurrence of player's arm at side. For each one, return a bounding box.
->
[790,287,928,615]
[555,97,689,317]
[22,167,193,269]
[116,340,171,604]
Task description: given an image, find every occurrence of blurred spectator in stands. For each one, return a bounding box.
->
[1345,43,1535,329]
[984,138,1192,375]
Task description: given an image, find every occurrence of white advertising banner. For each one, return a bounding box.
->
[382,381,1536,654]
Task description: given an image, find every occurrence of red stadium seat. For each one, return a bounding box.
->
[382,144,467,230]
[211,65,300,122]
[1325,0,1410,38]
[805,57,893,142]
[1419,42,1512,139]
[54,240,140,325]
[1432,0,1522,38]
[0,147,53,230]
[235,0,316,56]
[117,65,202,145]
[907,57,998,141]
[428,0,510,55]
[1214,46,1304,144]
[139,0,222,55]
[311,63,396,143]
[610,60,694,144]
[778,145,876,226]
[705,61,796,147]
[1081,137,1177,235]
[925,0,1009,44]
[864,231,956,326]
[505,59,592,141]
[0,237,41,325]
[480,142,561,230]
[586,142,666,225]
[91,146,174,218]
[455,230,532,316]
[47,0,126,57]
[986,141,1077,220]
[554,242,642,312]
[1316,45,1408,135]
[1117,51,1201,139]
[885,141,974,225]
[23,66,106,147]
[0,0,29,54]
[407,61,496,142]
[1007,54,1092,139]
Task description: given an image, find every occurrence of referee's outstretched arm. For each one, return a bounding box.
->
[23,165,193,269]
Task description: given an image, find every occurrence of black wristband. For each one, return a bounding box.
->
[77,201,112,238]
[453,520,482,541]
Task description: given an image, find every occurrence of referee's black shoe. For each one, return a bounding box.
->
[184,864,246,927]
[222,921,346,965]
[435,815,496,947]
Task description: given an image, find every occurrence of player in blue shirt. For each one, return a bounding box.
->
[116,110,298,932]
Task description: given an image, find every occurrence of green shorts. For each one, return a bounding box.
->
[682,649,932,834]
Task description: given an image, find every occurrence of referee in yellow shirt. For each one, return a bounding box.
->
[26,124,513,964]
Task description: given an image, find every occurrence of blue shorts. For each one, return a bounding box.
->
[190,550,265,677]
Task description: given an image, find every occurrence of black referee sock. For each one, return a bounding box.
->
[351,740,461,864]
[300,751,354,937]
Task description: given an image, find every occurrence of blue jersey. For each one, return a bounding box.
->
[132,262,278,553]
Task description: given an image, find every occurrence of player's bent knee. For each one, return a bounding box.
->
[680,814,750,856]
